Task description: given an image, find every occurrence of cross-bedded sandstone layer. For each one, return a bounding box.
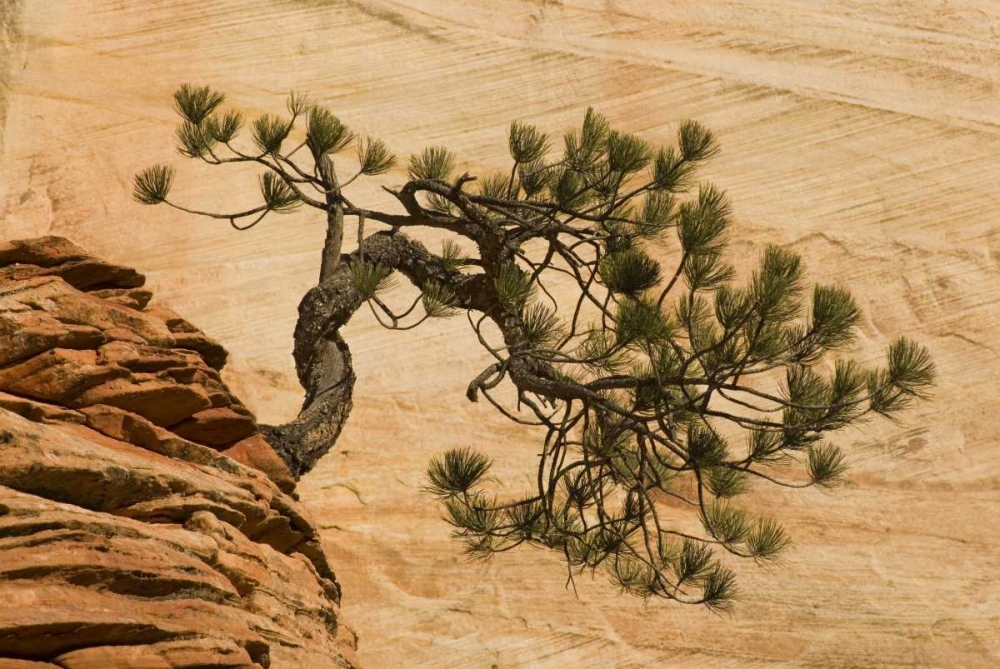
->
[0,236,358,668]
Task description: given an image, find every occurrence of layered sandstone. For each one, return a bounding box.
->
[2,2,1000,667]
[0,237,357,668]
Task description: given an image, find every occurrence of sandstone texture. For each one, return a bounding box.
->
[2,2,999,668]
[0,237,356,668]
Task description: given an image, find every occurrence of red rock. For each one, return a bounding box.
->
[171,332,228,370]
[171,407,257,446]
[54,638,257,669]
[244,513,302,554]
[0,582,270,664]
[208,390,235,407]
[89,287,154,310]
[185,509,336,616]
[80,404,244,476]
[0,416,353,667]
[0,308,106,367]
[48,258,145,290]
[142,305,200,333]
[0,237,145,291]
[336,626,361,669]
[0,348,128,402]
[0,238,355,666]
[74,377,212,426]
[222,435,296,494]
[0,277,173,346]
[179,367,232,400]
[95,341,182,371]
[96,340,202,373]
[100,326,147,344]
[116,493,250,528]
[0,487,221,564]
[5,411,310,559]
[0,236,89,268]
[0,526,239,604]
[0,391,86,424]
[0,259,145,292]
[79,405,298,518]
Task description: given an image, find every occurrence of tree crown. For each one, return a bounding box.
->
[136,86,935,612]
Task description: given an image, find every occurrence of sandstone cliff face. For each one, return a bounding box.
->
[0,237,357,668]
[3,2,1000,667]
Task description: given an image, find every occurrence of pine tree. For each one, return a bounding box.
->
[135,86,935,611]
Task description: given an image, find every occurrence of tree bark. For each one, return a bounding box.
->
[261,229,567,478]
[261,260,363,478]
[261,231,469,478]
[317,155,344,284]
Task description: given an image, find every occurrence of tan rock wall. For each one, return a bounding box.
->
[1,2,998,667]
[0,238,356,668]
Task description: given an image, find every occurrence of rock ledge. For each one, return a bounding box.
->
[0,236,357,668]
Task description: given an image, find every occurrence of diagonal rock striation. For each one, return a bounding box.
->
[0,236,358,668]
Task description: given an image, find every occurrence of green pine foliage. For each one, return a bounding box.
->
[137,87,935,612]
[616,295,674,345]
[439,239,473,271]
[204,110,244,143]
[706,466,750,498]
[809,285,861,352]
[600,248,662,297]
[348,259,396,299]
[132,165,174,205]
[307,106,353,156]
[508,120,549,164]
[421,280,460,318]
[173,84,224,125]
[479,171,512,200]
[413,107,932,611]
[175,121,213,158]
[520,302,562,349]
[357,137,396,176]
[678,119,721,162]
[258,173,300,212]
[636,191,676,237]
[746,518,790,562]
[426,448,492,497]
[252,113,292,154]
[606,130,651,175]
[807,443,848,486]
[286,90,312,117]
[408,146,455,181]
[494,263,536,311]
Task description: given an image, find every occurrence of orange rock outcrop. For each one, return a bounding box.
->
[0,237,357,668]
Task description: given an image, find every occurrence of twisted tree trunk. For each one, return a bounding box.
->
[261,153,358,478]
[261,231,483,478]
[260,267,361,478]
[260,225,588,478]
